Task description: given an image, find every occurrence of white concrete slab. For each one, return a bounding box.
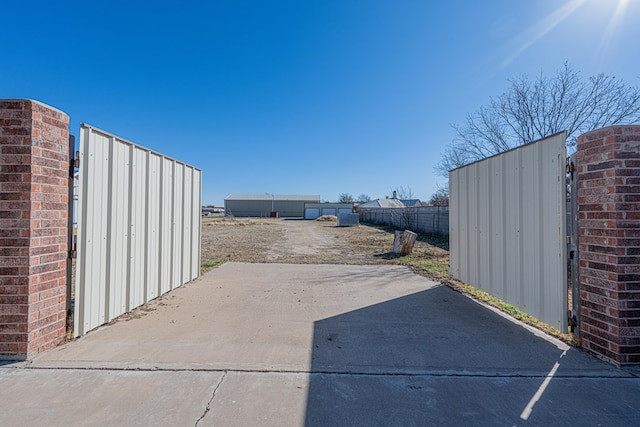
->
[33,263,434,372]
[2,262,639,426]
[199,372,310,427]
[0,368,223,427]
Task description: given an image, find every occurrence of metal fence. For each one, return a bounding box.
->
[357,206,449,235]
[449,132,567,332]
[74,124,202,337]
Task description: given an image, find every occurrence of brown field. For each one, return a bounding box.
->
[200,216,450,277]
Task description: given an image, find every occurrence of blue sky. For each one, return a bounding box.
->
[2,0,639,205]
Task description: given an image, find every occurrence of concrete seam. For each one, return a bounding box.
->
[6,365,636,379]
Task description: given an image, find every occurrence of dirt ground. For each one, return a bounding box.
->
[200,216,449,274]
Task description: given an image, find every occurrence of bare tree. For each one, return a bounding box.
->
[357,194,372,202]
[338,193,355,203]
[428,188,449,207]
[436,63,640,175]
[392,186,413,200]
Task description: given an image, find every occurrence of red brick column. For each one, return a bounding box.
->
[577,125,640,366]
[0,99,69,360]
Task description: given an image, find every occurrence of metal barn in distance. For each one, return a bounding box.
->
[224,194,320,218]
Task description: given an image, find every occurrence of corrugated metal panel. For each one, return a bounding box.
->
[130,146,147,309]
[191,169,202,279]
[224,199,273,217]
[146,152,161,302]
[182,166,193,285]
[272,200,305,217]
[74,124,202,337]
[159,157,174,295]
[449,133,567,331]
[172,163,184,290]
[225,199,311,217]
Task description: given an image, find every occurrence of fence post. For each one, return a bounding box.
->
[577,125,640,366]
[0,99,69,360]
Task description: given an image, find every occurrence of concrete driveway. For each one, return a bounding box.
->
[2,262,640,426]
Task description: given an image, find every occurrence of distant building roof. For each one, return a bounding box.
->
[401,199,422,207]
[225,194,321,202]
[358,198,406,209]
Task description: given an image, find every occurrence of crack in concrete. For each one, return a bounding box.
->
[5,364,635,379]
[195,370,226,427]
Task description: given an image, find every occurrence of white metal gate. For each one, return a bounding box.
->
[449,132,567,331]
[74,124,201,336]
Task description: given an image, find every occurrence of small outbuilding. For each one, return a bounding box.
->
[224,194,320,218]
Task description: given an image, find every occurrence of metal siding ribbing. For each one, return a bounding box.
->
[159,158,173,295]
[521,143,540,314]
[182,166,193,284]
[274,200,305,217]
[172,164,184,290]
[489,156,505,298]
[457,168,469,282]
[477,160,492,294]
[74,129,109,336]
[541,140,567,331]
[74,125,201,336]
[129,146,147,310]
[449,133,567,331]
[108,137,130,320]
[191,169,202,279]
[504,149,521,306]
[146,153,161,302]
[449,176,460,278]
[467,163,479,287]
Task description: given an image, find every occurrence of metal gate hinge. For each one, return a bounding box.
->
[566,158,576,180]
[568,310,578,333]
[69,151,79,178]
[68,235,77,259]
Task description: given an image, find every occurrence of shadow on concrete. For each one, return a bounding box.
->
[304,285,631,425]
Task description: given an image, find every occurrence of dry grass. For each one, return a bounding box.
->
[200,216,446,269]
[200,216,285,270]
